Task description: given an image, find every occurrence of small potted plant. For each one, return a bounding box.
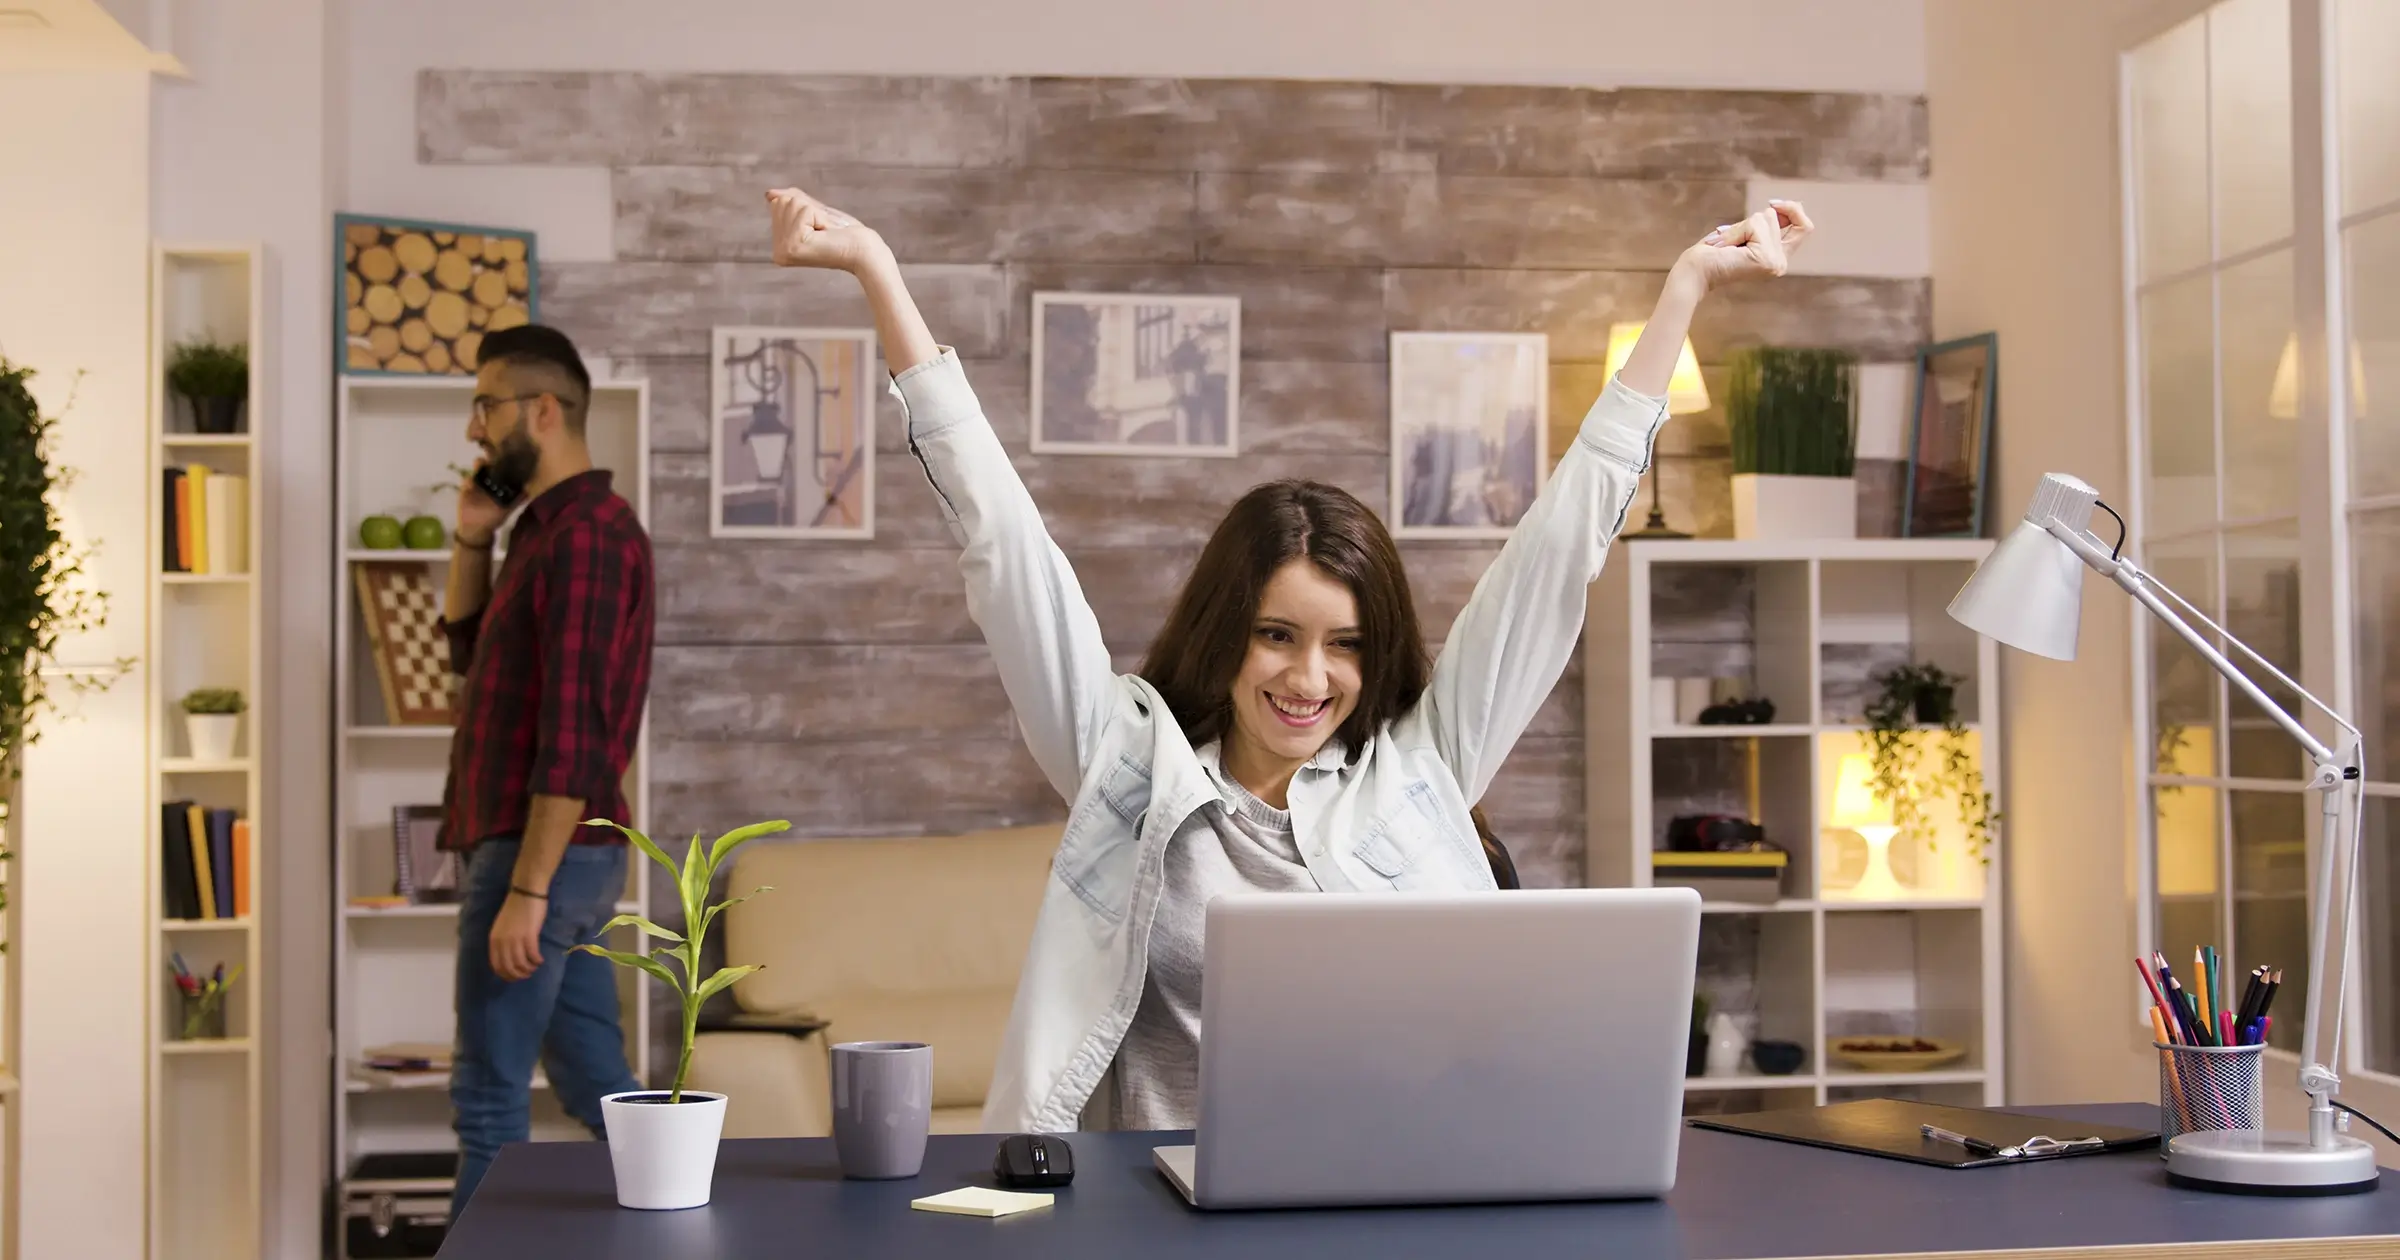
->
[179,687,245,762]
[576,816,788,1210]
[1861,663,2000,869]
[165,339,249,435]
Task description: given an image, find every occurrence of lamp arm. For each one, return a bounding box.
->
[2041,522,2341,767]
[2042,519,2365,1148]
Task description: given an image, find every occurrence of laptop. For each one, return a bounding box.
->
[1152,887,1701,1209]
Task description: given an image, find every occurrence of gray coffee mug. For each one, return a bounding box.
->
[830,1041,933,1179]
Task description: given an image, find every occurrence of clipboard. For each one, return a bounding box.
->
[1687,1099,2159,1169]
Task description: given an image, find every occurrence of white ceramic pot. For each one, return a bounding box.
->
[1732,473,1858,540]
[185,713,239,763]
[600,1089,728,1210]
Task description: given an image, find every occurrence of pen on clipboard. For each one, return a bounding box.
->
[1921,1124,2002,1156]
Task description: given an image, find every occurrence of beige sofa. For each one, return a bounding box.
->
[686,822,1062,1139]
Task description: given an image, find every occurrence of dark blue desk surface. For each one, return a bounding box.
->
[437,1104,2400,1259]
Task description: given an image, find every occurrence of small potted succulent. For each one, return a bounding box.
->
[165,339,249,435]
[576,816,788,1210]
[179,687,245,762]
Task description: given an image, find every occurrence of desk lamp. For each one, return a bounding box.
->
[1607,322,1710,538]
[1826,752,1905,901]
[1946,472,2378,1195]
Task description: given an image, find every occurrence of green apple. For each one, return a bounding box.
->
[403,515,447,551]
[358,515,402,549]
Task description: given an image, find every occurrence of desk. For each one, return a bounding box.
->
[437,1104,2400,1259]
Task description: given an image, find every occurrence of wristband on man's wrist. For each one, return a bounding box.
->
[509,883,548,901]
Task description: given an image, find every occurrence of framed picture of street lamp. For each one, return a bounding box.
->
[1031,291,1240,456]
[708,326,878,539]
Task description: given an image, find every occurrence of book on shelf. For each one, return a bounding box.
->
[162,801,248,921]
[160,464,249,574]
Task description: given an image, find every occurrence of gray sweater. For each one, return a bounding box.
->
[1110,747,1321,1130]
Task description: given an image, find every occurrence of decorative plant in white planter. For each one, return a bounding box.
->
[179,687,245,763]
[575,816,787,1210]
[1727,346,1859,540]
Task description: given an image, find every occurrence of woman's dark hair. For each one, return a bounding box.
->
[1138,479,1430,757]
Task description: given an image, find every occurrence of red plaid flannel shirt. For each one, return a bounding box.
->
[439,469,653,852]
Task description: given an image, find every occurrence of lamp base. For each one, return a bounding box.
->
[2165,1130,2380,1196]
[1828,825,1907,901]
[1626,504,1690,540]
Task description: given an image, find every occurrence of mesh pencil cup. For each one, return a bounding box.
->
[2154,1041,2265,1155]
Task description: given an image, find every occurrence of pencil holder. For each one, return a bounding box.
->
[2154,1041,2264,1154]
[178,991,228,1041]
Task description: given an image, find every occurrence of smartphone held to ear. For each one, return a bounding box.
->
[471,461,525,509]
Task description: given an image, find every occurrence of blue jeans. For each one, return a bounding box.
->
[451,839,641,1217]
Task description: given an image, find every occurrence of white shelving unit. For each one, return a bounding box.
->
[331,373,652,1212]
[148,243,266,1260]
[1584,538,2006,1114]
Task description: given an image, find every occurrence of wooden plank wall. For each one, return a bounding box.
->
[417,72,1931,890]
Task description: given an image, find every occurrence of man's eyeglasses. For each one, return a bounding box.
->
[471,392,544,422]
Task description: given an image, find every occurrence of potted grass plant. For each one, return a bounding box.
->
[576,816,788,1210]
[1726,346,1858,539]
[165,339,249,435]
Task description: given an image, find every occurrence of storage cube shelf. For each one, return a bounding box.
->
[1585,539,2004,1114]
[330,373,653,1211]
[148,243,266,1260]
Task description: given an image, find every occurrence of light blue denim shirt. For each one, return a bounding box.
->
[891,348,1668,1133]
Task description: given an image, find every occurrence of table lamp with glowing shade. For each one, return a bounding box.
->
[1606,322,1710,538]
[1946,471,2379,1195]
[1826,752,1907,901]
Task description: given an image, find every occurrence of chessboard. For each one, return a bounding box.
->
[353,561,457,725]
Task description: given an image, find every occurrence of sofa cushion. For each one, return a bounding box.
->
[720,822,1061,1107]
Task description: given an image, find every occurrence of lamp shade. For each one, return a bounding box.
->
[1945,474,2103,661]
[1606,322,1711,414]
[1827,753,1892,829]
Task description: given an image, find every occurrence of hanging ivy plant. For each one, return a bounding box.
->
[0,358,119,893]
[1862,662,2001,865]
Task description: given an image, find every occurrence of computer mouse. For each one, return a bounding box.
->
[994,1133,1074,1189]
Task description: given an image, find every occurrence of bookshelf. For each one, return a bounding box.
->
[148,243,265,1260]
[330,372,651,1226]
[1583,538,2006,1116]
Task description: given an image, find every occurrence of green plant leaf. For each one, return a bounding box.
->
[694,964,763,1006]
[680,831,712,930]
[707,819,791,870]
[698,885,772,939]
[597,913,684,944]
[573,943,685,996]
[582,817,677,881]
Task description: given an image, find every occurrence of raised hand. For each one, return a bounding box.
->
[766,186,887,274]
[1679,200,1813,291]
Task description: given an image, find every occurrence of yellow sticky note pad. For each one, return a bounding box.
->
[911,1186,1055,1218]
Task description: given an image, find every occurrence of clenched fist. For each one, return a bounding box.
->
[1678,200,1814,292]
[766,186,888,274]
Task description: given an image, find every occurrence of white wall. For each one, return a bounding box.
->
[151,1,341,1253]
[0,64,154,1260]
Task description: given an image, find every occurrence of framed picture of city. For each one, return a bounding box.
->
[1031,292,1240,456]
